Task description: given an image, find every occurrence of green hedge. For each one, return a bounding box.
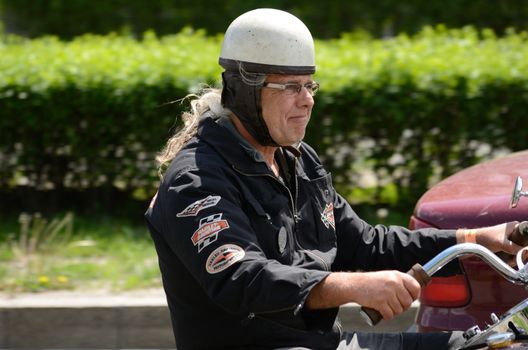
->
[0,29,220,212]
[3,0,528,39]
[1,27,528,214]
[312,27,528,205]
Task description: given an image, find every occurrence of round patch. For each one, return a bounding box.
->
[206,244,245,274]
[278,227,287,254]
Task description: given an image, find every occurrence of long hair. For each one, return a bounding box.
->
[156,88,229,176]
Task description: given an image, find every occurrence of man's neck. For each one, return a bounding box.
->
[230,115,278,167]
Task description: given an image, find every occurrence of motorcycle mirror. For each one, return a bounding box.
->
[510,176,526,209]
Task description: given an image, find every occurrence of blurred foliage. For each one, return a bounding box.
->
[0,212,159,292]
[0,29,220,214]
[2,0,528,39]
[8,212,73,260]
[311,26,528,208]
[1,27,528,216]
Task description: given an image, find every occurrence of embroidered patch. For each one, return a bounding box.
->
[206,244,245,274]
[177,195,221,217]
[191,213,230,252]
[321,202,335,229]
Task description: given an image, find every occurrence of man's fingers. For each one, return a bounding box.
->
[362,271,421,321]
[387,296,404,316]
[396,291,415,311]
[506,221,520,237]
[402,274,421,300]
[503,238,523,255]
[379,303,395,321]
[386,274,420,318]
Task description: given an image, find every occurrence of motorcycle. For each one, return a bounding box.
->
[360,176,528,349]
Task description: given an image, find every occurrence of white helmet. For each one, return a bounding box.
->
[219,9,315,147]
[219,8,316,74]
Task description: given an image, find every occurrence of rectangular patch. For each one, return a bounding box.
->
[191,213,230,252]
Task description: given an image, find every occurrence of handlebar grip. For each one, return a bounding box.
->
[407,263,432,287]
[359,305,383,326]
[510,221,528,246]
[359,263,431,326]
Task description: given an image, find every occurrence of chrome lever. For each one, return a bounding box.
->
[510,176,528,209]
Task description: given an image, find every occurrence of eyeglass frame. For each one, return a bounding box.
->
[262,81,320,96]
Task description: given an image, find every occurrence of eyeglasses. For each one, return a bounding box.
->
[263,81,320,96]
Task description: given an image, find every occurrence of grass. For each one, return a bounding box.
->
[0,198,412,294]
[0,212,161,294]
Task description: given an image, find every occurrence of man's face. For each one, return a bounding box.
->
[260,74,315,146]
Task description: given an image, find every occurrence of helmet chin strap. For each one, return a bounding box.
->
[221,71,279,147]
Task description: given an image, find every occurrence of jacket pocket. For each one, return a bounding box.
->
[297,173,337,249]
[243,195,294,264]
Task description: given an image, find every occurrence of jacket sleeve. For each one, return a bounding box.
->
[331,192,458,273]
[155,164,330,316]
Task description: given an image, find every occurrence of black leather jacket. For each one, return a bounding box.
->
[145,115,457,350]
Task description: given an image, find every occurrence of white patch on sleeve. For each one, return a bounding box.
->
[205,244,245,274]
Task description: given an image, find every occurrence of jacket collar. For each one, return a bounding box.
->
[196,114,301,175]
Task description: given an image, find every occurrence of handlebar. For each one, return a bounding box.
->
[422,243,527,284]
[360,243,528,326]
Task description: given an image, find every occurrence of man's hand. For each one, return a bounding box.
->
[305,270,421,321]
[456,221,522,255]
[351,271,421,320]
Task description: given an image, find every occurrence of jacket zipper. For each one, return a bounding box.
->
[244,305,298,325]
[233,164,331,321]
[232,165,330,272]
[234,166,311,318]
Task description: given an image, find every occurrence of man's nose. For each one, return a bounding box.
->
[297,87,315,107]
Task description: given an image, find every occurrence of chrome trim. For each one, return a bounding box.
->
[422,243,528,284]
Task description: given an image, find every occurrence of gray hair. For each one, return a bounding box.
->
[156,69,267,176]
[156,89,230,176]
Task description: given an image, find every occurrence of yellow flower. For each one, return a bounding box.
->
[56,275,69,284]
[38,276,50,284]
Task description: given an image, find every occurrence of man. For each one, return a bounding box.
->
[145,8,521,350]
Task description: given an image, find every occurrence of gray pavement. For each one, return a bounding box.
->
[0,289,419,348]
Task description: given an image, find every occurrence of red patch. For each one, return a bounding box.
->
[321,202,335,229]
[191,213,229,252]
